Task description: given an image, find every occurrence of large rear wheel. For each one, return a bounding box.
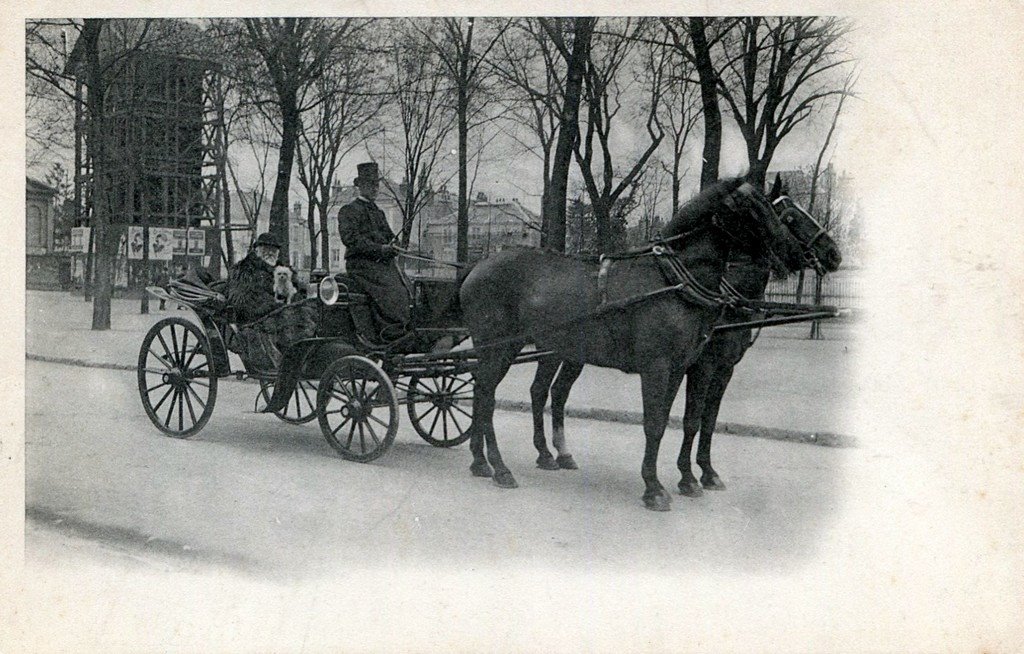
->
[317,356,398,462]
[137,317,217,438]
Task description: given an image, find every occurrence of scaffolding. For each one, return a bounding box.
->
[70,25,225,290]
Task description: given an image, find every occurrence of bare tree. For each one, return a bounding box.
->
[416,18,511,263]
[716,16,855,188]
[234,18,356,254]
[490,19,566,243]
[538,17,595,252]
[656,50,701,215]
[294,30,384,271]
[375,21,456,248]
[661,17,735,191]
[574,18,665,254]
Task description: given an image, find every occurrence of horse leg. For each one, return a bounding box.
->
[472,345,520,488]
[550,361,584,470]
[638,362,678,511]
[697,368,734,490]
[678,364,710,497]
[530,358,561,470]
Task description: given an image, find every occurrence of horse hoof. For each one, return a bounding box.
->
[642,493,672,512]
[470,462,493,478]
[493,471,519,489]
[702,475,726,490]
[678,481,703,497]
[536,455,559,471]
[556,454,578,470]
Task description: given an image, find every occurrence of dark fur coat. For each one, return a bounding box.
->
[225,252,316,367]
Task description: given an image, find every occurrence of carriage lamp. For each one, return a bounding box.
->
[318,275,340,306]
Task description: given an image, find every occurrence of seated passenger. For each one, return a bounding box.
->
[225,232,316,369]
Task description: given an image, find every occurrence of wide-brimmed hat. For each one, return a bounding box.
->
[253,232,281,249]
[354,162,380,185]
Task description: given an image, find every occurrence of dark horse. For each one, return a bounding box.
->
[529,175,844,498]
[458,177,808,511]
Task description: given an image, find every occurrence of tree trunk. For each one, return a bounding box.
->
[544,18,593,253]
[320,202,331,270]
[270,87,299,255]
[222,162,234,267]
[671,154,681,216]
[307,198,318,273]
[82,18,111,330]
[689,18,721,191]
[456,85,469,263]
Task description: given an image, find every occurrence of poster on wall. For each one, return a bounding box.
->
[187,228,205,256]
[172,229,188,255]
[70,226,91,253]
[128,226,145,260]
[149,227,173,261]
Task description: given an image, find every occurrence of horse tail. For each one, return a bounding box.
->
[447,261,478,322]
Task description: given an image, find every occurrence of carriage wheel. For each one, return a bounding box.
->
[317,355,398,462]
[406,372,474,447]
[137,317,217,438]
[257,379,319,424]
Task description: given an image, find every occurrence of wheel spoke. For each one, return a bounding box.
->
[169,325,181,367]
[155,331,174,366]
[451,403,473,421]
[416,403,440,421]
[151,385,175,414]
[189,378,210,388]
[447,408,465,434]
[163,387,179,428]
[148,349,175,371]
[185,383,207,413]
[298,381,315,412]
[178,387,184,431]
[345,420,356,449]
[427,405,442,436]
[182,384,198,426]
[367,412,390,430]
[330,414,353,438]
[449,378,472,394]
[146,380,170,394]
[364,419,382,447]
[357,421,367,453]
[442,410,449,442]
[180,329,190,368]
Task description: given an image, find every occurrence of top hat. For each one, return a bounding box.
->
[253,232,281,249]
[354,162,380,185]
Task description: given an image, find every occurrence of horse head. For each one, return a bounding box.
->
[768,173,843,274]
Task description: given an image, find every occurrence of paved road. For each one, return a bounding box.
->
[27,360,845,579]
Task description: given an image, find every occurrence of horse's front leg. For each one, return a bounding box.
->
[530,358,561,470]
[550,361,584,470]
[678,364,710,497]
[639,362,683,511]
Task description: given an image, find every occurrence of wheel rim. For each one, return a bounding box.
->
[406,372,474,447]
[318,356,398,462]
[259,378,319,424]
[138,318,217,438]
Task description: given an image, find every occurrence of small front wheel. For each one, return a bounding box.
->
[406,372,474,447]
[138,317,218,438]
[317,356,398,462]
[258,378,319,424]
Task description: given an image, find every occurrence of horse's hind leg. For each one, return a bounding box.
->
[471,345,520,488]
[697,368,734,490]
[550,361,583,470]
[530,358,560,470]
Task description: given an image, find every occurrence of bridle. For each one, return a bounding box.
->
[772,195,828,276]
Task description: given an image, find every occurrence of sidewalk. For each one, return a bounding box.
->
[25,290,859,446]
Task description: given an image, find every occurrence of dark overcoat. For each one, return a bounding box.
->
[337,197,411,328]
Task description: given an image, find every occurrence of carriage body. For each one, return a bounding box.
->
[137,271,475,461]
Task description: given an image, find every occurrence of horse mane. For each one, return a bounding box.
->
[661,177,746,240]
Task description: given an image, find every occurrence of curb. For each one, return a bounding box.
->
[27,353,855,449]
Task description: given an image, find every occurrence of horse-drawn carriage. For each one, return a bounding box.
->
[138,271,483,462]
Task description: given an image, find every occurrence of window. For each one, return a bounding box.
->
[330,248,340,264]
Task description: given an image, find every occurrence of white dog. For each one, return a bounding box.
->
[273,265,299,304]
